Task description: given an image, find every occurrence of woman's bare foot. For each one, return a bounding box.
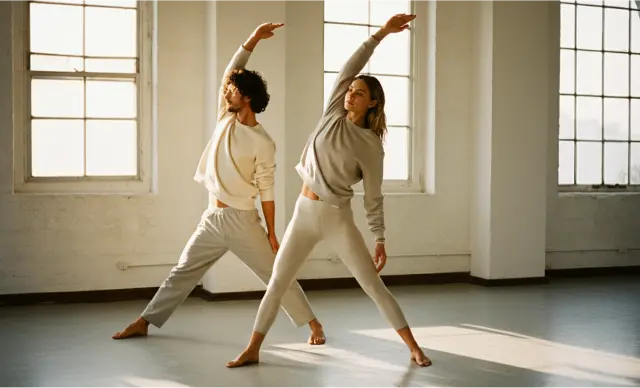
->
[112,317,149,340]
[308,319,326,345]
[226,348,260,368]
[410,348,432,367]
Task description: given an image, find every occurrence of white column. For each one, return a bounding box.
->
[470,1,553,280]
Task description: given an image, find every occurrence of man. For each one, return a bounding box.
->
[112,23,326,345]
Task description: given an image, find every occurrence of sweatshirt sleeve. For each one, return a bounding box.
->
[255,139,276,202]
[217,45,252,121]
[323,36,380,118]
[361,145,386,240]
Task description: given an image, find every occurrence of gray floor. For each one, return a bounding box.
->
[1,275,639,387]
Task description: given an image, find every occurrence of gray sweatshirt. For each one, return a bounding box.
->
[295,36,385,240]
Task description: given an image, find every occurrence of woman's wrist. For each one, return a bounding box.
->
[372,28,389,42]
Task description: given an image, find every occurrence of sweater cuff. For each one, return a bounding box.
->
[260,189,275,202]
[372,229,385,241]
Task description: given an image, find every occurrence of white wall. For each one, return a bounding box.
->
[1,1,638,296]
[0,2,208,294]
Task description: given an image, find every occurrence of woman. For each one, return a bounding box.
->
[227,13,431,368]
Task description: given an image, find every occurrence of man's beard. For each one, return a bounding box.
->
[227,102,240,113]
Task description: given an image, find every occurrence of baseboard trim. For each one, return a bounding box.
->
[546,265,640,277]
[0,286,206,306]
[199,271,471,302]
[469,276,549,287]
[2,266,638,306]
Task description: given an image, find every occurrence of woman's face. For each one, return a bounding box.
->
[344,79,377,115]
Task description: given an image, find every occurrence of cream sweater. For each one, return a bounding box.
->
[194,45,276,210]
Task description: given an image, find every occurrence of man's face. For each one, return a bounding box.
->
[224,83,246,113]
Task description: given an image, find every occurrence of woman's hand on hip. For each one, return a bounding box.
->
[374,243,387,273]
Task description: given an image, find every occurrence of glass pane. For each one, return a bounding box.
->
[632,55,640,96]
[604,8,630,51]
[84,0,138,7]
[577,0,603,4]
[576,97,603,140]
[85,58,137,73]
[604,53,629,96]
[630,143,640,183]
[370,1,412,26]
[604,98,629,139]
[604,142,629,184]
[634,0,639,8]
[560,49,575,94]
[559,141,575,184]
[323,72,338,111]
[324,24,370,72]
[31,120,84,177]
[376,76,410,126]
[85,7,137,57]
[561,4,576,48]
[560,96,575,139]
[576,141,603,184]
[368,27,410,76]
[324,0,368,24]
[383,127,409,180]
[576,51,602,95]
[604,0,630,6]
[86,79,137,118]
[632,10,640,53]
[631,99,640,140]
[576,5,603,50]
[30,54,83,72]
[31,78,84,118]
[86,120,137,176]
[30,3,83,56]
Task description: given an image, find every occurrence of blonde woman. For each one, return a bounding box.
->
[227,14,431,368]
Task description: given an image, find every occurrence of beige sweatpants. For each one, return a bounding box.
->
[141,206,317,328]
[253,195,408,334]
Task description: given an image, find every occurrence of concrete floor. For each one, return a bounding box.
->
[1,275,639,387]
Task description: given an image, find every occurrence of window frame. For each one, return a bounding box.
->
[558,0,640,193]
[11,0,155,195]
[322,0,428,194]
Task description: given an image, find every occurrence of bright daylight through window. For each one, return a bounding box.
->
[559,0,640,188]
[26,0,141,179]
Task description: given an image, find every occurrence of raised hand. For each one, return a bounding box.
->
[381,13,416,34]
[252,22,284,40]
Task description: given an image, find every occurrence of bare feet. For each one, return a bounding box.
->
[112,317,149,340]
[308,319,326,345]
[226,348,260,368]
[410,348,432,367]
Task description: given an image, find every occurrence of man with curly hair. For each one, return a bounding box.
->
[112,23,326,345]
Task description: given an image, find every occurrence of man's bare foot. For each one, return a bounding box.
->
[308,320,326,345]
[410,348,432,367]
[112,317,149,340]
[226,348,260,368]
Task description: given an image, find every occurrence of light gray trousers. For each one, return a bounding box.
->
[253,195,408,334]
[141,206,317,328]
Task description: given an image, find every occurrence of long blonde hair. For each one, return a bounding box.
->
[355,75,387,141]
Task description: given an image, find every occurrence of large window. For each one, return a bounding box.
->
[12,0,154,194]
[559,0,640,189]
[323,0,424,191]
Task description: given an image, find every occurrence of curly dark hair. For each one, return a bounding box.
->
[224,69,270,113]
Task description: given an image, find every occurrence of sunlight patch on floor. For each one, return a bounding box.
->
[352,325,640,386]
[122,376,190,387]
